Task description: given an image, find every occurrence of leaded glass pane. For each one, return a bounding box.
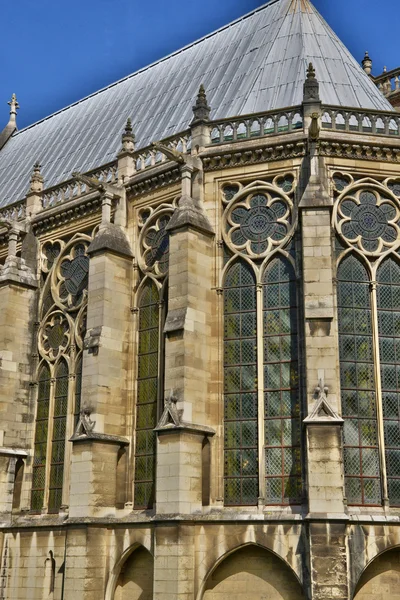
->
[378,258,400,507]
[338,255,381,505]
[224,259,258,505]
[31,365,51,511]
[134,280,159,509]
[263,257,302,505]
[48,360,68,512]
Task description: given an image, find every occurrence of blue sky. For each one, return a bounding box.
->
[0,0,398,130]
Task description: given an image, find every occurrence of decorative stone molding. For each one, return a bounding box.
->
[221,176,296,259]
[304,380,343,426]
[70,409,129,446]
[319,139,400,163]
[202,140,306,171]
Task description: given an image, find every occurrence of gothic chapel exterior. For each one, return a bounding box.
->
[0,0,400,598]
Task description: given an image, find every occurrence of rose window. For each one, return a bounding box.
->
[40,312,70,360]
[141,214,171,276]
[226,193,290,257]
[337,189,400,254]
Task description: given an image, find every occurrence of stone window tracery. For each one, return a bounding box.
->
[134,202,174,509]
[334,173,400,507]
[31,233,91,513]
[222,175,302,506]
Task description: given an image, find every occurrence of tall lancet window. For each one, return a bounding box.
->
[32,234,90,512]
[377,258,400,505]
[221,175,301,506]
[134,205,173,509]
[334,173,400,506]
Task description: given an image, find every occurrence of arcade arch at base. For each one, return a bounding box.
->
[114,546,153,600]
[202,545,305,600]
[353,548,400,600]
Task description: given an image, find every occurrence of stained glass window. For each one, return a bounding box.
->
[48,360,68,512]
[134,280,159,509]
[263,257,302,504]
[377,258,400,506]
[224,260,258,505]
[338,255,381,505]
[31,365,51,511]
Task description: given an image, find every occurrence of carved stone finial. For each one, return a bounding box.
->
[191,83,211,126]
[29,162,44,193]
[362,51,373,75]
[119,117,135,154]
[8,93,19,119]
[307,62,315,79]
[303,63,320,103]
[125,117,132,134]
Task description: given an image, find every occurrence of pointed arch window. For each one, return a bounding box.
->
[134,280,161,509]
[333,178,400,506]
[49,360,69,512]
[337,255,381,505]
[31,234,91,512]
[377,257,400,506]
[223,255,302,506]
[31,365,51,511]
[263,257,301,504]
[224,260,258,505]
[134,205,172,510]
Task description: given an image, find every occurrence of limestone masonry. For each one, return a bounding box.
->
[0,0,399,598]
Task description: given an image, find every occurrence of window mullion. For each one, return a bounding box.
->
[62,369,75,509]
[370,280,389,507]
[44,378,56,512]
[257,282,265,504]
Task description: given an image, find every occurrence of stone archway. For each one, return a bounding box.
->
[203,544,305,600]
[353,548,400,600]
[114,546,153,600]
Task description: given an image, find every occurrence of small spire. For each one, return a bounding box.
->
[303,63,320,103]
[7,93,19,125]
[29,161,44,193]
[191,84,211,126]
[362,51,373,75]
[125,117,133,135]
[120,117,135,153]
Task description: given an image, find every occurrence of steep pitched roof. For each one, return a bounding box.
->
[0,0,392,208]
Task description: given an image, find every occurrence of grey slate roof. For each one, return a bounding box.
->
[0,0,393,208]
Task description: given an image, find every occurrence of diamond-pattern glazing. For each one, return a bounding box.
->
[134,279,160,509]
[338,255,381,505]
[378,257,400,506]
[224,259,258,505]
[48,360,68,512]
[263,257,301,505]
[31,365,51,511]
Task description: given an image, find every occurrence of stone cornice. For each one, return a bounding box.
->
[125,162,181,197]
[201,139,307,171]
[31,191,103,236]
[318,137,400,163]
